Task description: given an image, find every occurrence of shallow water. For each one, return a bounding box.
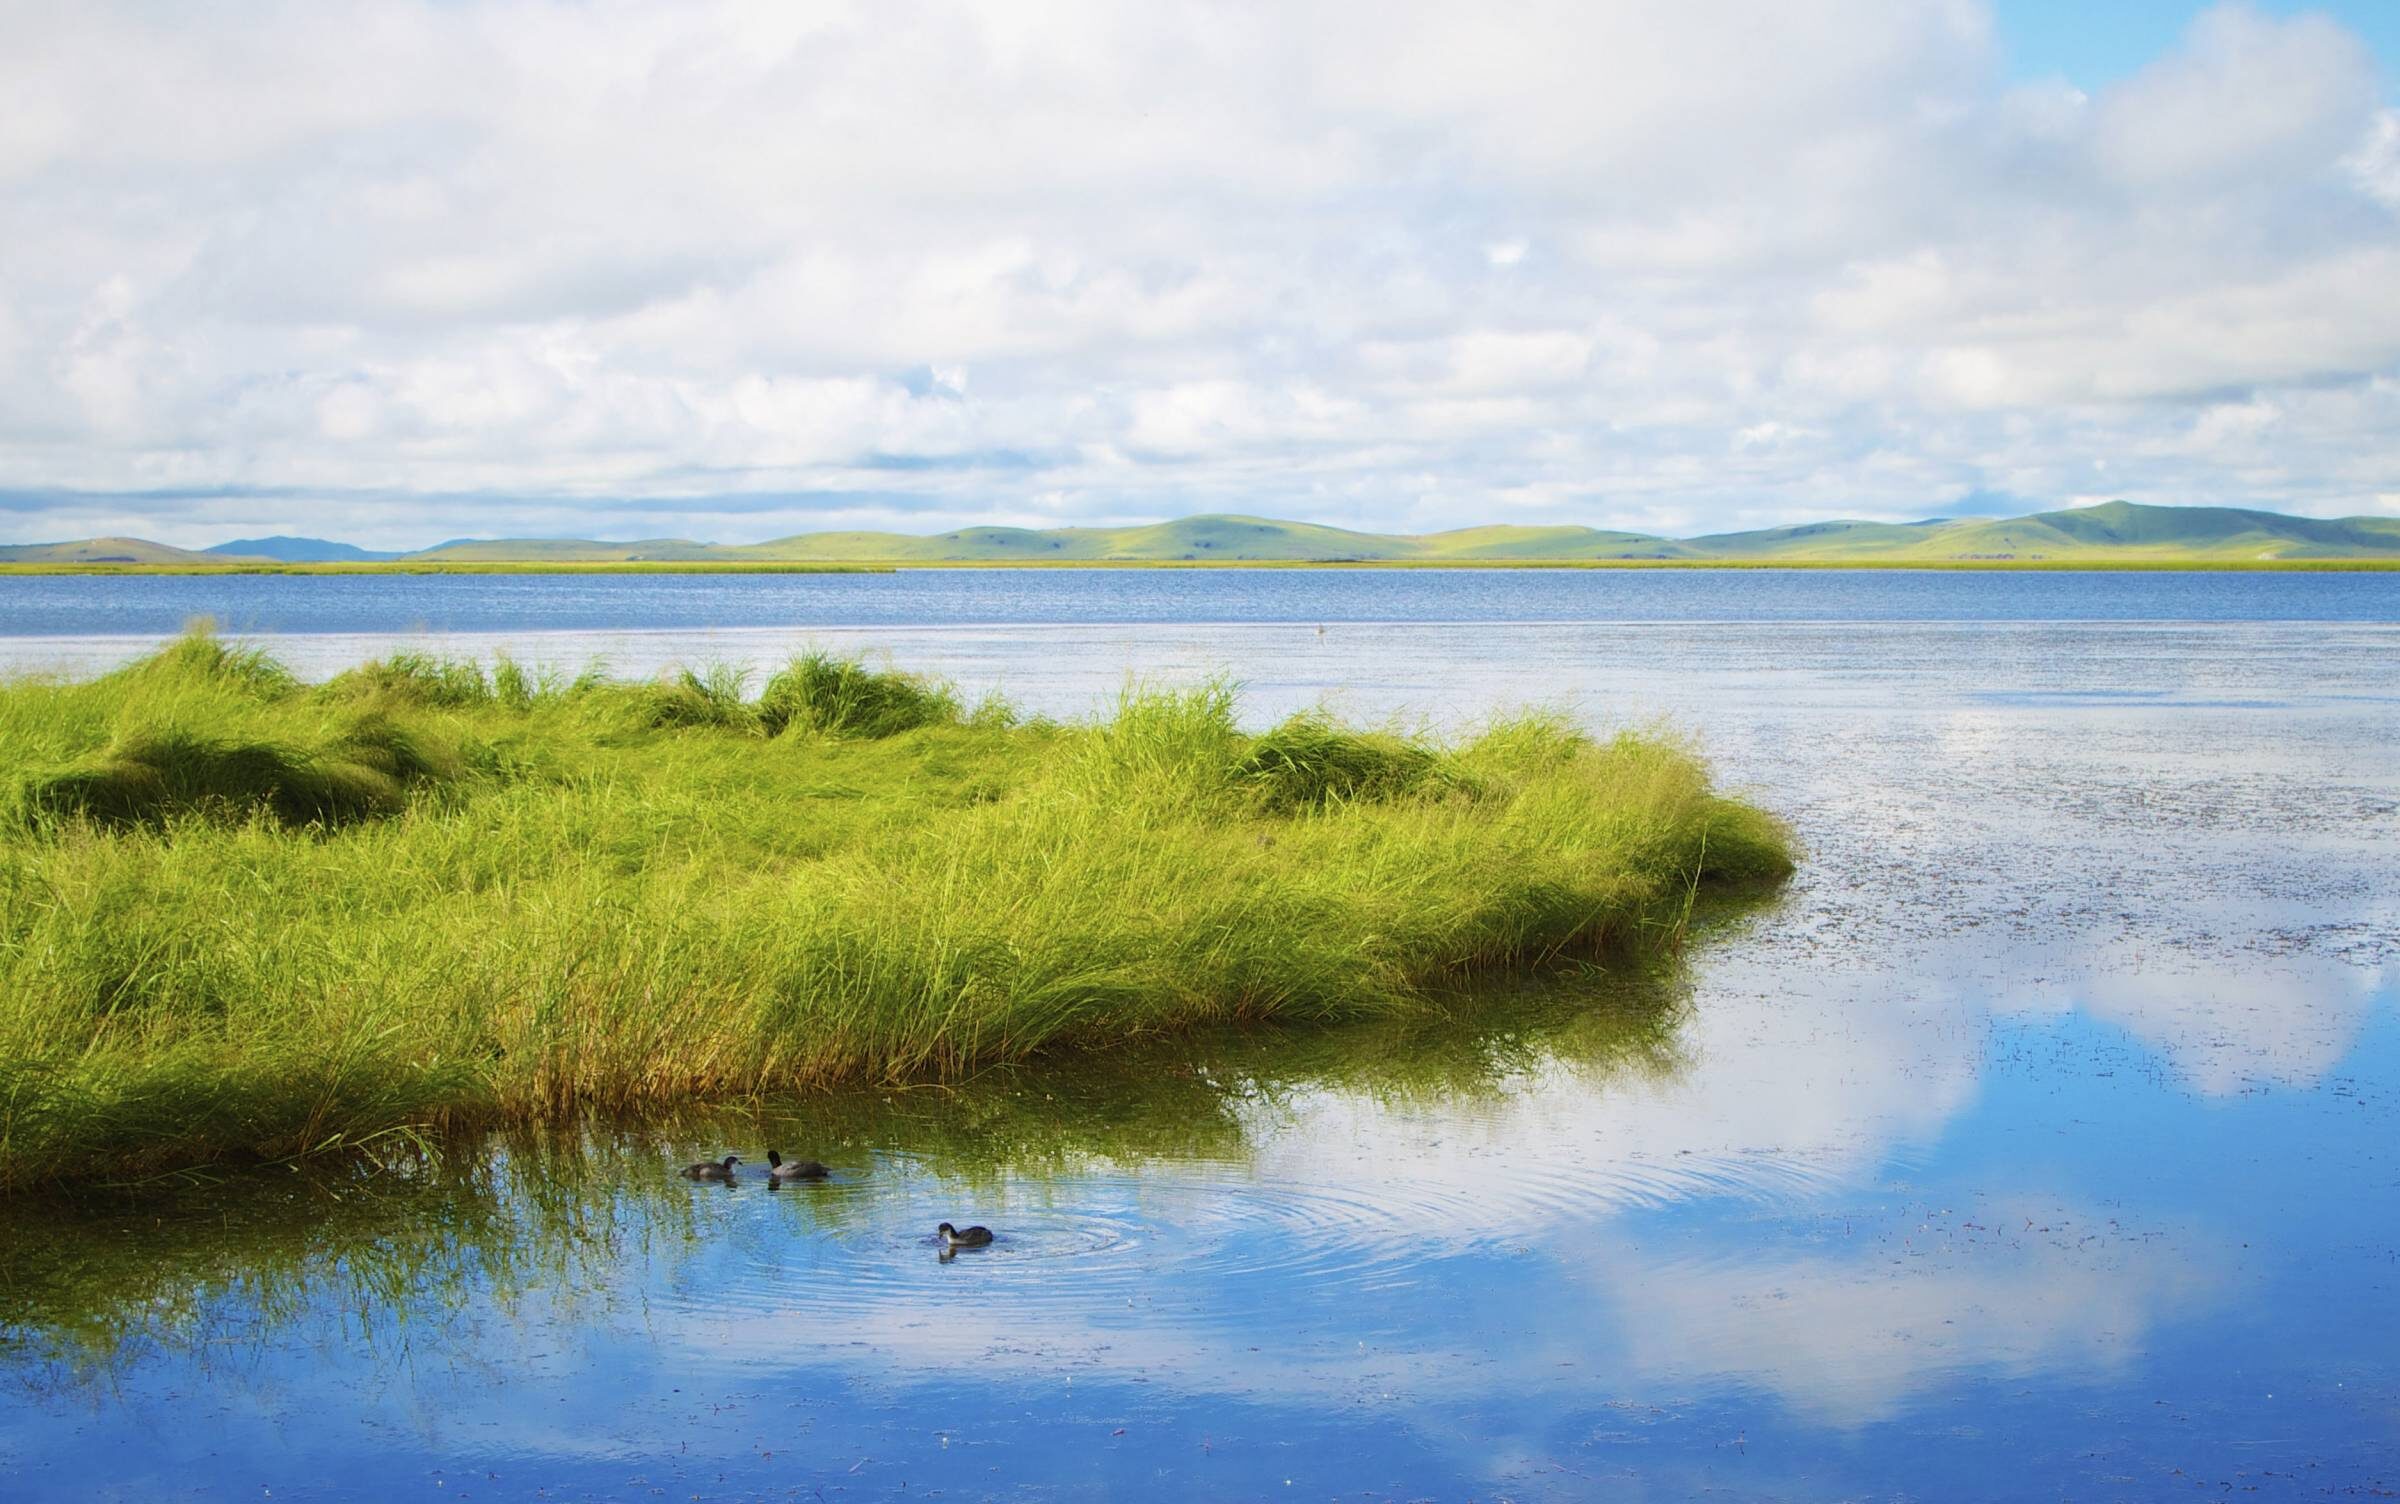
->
[2,572,2396,1498]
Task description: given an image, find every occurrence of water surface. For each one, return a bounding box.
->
[1,571,2395,1499]
[0,565,2396,648]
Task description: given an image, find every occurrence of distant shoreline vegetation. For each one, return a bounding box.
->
[4,500,2398,570]
[0,630,1794,1192]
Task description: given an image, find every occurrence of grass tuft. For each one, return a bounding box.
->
[324,651,497,708]
[758,652,962,738]
[22,716,464,829]
[640,665,760,733]
[101,619,300,702]
[1234,711,1468,812]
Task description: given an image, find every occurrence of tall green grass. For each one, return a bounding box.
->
[0,629,1793,1191]
[758,650,964,737]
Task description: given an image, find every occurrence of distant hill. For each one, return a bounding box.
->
[1682,502,2400,562]
[1413,524,1703,561]
[0,536,220,565]
[409,536,719,562]
[8,502,2399,566]
[205,536,404,563]
[419,504,2400,563]
[1928,501,2400,560]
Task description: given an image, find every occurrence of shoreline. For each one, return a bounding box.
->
[5,556,2399,576]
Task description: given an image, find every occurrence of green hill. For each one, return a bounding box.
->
[726,504,2400,563]
[1416,525,1703,560]
[1682,519,1952,559]
[0,536,222,565]
[731,515,1448,561]
[11,502,2399,567]
[1943,501,2400,559]
[727,525,1122,562]
[409,537,719,562]
[729,515,1699,562]
[204,536,404,563]
[1690,503,2400,562]
[1098,516,1413,560]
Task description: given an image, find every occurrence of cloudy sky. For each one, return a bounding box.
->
[2,1,2396,547]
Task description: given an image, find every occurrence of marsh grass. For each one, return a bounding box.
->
[0,629,1794,1191]
[1234,711,1468,812]
[758,650,963,738]
[26,716,464,829]
[642,664,758,733]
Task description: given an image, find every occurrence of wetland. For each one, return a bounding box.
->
[0,568,2394,1499]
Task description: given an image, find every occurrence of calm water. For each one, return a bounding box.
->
[1,566,2398,644]
[2,570,2396,1499]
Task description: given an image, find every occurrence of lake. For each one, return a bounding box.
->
[2,569,2396,1499]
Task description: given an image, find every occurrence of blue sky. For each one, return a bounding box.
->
[0,1,2395,548]
[2002,0,2396,85]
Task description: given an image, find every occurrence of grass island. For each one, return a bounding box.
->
[0,631,1794,1193]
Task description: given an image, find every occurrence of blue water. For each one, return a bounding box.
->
[2,566,2398,638]
[2,571,2397,1499]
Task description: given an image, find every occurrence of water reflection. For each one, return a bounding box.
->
[1595,1198,2217,1429]
[3,594,2396,1496]
[7,944,2390,1495]
[0,961,1689,1390]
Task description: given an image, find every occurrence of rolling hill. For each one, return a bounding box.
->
[7,502,2398,566]
[0,536,223,565]
[204,536,404,563]
[408,536,719,563]
[1929,501,2400,559]
[410,505,2400,563]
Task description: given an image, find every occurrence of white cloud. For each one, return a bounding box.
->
[2351,108,2400,210]
[2094,5,2378,186]
[2066,954,2389,1096]
[0,0,2395,545]
[1596,1208,2215,1428]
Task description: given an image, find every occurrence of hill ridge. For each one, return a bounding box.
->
[6,501,2397,565]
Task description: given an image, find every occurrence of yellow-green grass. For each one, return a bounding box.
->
[0,631,1794,1192]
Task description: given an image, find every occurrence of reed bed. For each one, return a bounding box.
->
[0,630,1793,1191]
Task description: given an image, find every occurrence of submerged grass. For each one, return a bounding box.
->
[0,629,1795,1192]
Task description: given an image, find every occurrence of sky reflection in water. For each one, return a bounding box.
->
[2,574,2395,1499]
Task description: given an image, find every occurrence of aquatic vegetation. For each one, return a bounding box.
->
[0,629,1794,1191]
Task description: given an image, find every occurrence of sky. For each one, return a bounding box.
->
[1,1,2396,548]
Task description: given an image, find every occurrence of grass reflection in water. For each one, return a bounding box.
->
[0,948,1709,1390]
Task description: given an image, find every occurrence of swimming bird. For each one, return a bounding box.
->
[682,1154,741,1182]
[937,1221,994,1248]
[766,1150,829,1183]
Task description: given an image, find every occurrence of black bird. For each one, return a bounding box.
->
[766,1150,830,1183]
[682,1154,741,1182]
[937,1221,994,1249]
